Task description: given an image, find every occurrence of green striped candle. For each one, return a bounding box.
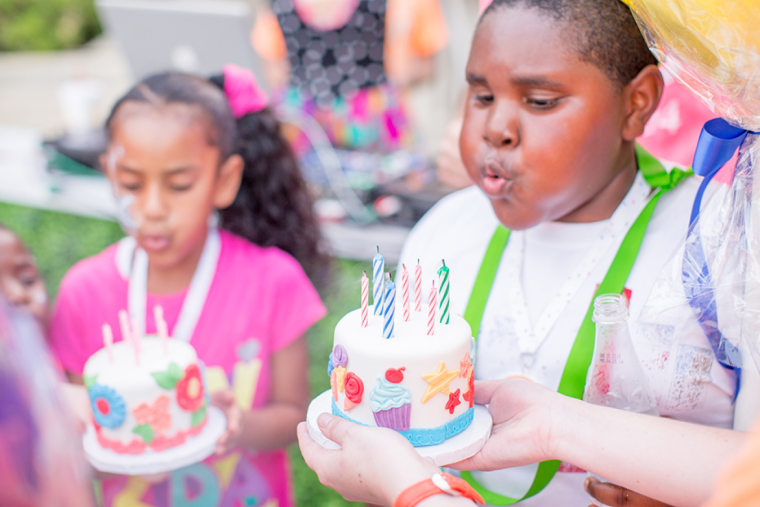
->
[437,260,450,325]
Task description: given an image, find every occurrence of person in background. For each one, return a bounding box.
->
[49,64,327,506]
[0,223,49,330]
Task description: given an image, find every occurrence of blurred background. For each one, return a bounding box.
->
[0,0,482,504]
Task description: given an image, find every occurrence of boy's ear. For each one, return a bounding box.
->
[213,154,244,209]
[621,64,664,141]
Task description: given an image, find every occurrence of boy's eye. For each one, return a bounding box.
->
[118,181,141,192]
[19,275,39,287]
[525,96,559,109]
[169,182,194,192]
[474,93,494,105]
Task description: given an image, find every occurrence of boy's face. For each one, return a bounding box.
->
[460,7,636,230]
[0,229,48,326]
[103,103,225,276]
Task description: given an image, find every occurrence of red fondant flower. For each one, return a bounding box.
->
[445,389,461,414]
[176,364,205,412]
[344,372,364,404]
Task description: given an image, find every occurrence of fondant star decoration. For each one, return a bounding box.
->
[460,353,473,378]
[421,361,460,403]
[446,389,461,414]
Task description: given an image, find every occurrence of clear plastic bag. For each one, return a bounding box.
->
[621,0,760,372]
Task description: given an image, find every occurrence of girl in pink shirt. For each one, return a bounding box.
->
[50,65,327,507]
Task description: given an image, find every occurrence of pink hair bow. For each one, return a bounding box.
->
[223,64,268,118]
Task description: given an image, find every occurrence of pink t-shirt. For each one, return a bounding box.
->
[50,229,326,507]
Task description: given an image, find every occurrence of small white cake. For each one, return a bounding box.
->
[83,336,207,454]
[329,306,475,446]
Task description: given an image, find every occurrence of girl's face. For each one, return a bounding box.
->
[0,229,48,326]
[103,103,241,280]
[460,7,637,230]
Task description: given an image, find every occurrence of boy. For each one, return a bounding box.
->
[397,0,736,504]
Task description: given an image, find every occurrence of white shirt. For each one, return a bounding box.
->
[398,174,737,506]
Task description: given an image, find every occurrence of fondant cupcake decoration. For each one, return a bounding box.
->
[343,372,364,411]
[89,383,127,429]
[370,376,412,431]
[385,367,405,383]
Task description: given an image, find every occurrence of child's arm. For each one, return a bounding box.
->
[214,335,309,453]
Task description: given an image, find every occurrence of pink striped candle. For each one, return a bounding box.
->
[360,271,369,327]
[401,264,410,322]
[427,280,436,336]
[154,305,169,354]
[414,260,422,312]
[102,323,114,362]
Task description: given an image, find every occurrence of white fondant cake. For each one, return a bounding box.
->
[83,336,208,454]
[329,306,475,446]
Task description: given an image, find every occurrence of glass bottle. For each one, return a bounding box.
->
[583,293,658,415]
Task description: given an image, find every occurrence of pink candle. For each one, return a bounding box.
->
[427,280,436,336]
[154,305,169,353]
[360,271,369,328]
[401,264,410,322]
[131,316,142,366]
[414,260,422,312]
[102,323,114,362]
[118,309,131,345]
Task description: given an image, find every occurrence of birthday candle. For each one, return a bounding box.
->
[373,246,384,315]
[401,264,410,322]
[131,317,142,366]
[414,260,422,312]
[437,260,450,325]
[428,280,436,336]
[360,271,369,328]
[382,277,396,339]
[118,309,131,345]
[154,305,168,354]
[102,323,114,362]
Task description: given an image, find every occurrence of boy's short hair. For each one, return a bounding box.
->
[482,0,657,88]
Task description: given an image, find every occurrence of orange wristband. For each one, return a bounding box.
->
[393,472,485,507]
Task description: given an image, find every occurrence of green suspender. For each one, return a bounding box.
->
[460,147,690,504]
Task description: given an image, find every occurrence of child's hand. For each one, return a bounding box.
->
[297,413,439,505]
[585,476,672,507]
[59,382,91,433]
[211,390,241,455]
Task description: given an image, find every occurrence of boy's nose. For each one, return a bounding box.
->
[484,103,519,148]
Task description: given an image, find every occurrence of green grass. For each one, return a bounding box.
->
[0,201,361,506]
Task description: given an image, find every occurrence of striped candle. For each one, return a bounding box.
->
[437,260,450,325]
[401,264,410,322]
[428,280,436,336]
[372,246,384,315]
[382,277,396,339]
[414,260,422,312]
[361,271,369,327]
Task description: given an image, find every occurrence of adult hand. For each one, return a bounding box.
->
[211,390,241,455]
[297,413,439,505]
[449,377,560,471]
[585,476,673,507]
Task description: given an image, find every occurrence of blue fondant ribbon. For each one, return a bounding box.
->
[683,118,754,375]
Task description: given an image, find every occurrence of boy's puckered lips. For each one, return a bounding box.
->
[139,233,171,253]
[480,156,514,197]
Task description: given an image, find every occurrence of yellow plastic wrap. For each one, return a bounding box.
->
[622,0,760,130]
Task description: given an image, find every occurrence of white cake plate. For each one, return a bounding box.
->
[83,406,226,475]
[306,390,492,466]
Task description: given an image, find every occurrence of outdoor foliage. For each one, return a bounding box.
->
[0,201,361,506]
[0,0,101,51]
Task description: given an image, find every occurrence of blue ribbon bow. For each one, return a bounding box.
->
[683,118,752,376]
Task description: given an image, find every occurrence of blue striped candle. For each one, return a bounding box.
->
[373,246,384,315]
[382,278,396,339]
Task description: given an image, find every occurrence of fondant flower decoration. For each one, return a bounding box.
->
[332,345,348,367]
[344,372,364,404]
[176,364,205,412]
[327,352,335,377]
[89,383,127,429]
[133,394,172,435]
